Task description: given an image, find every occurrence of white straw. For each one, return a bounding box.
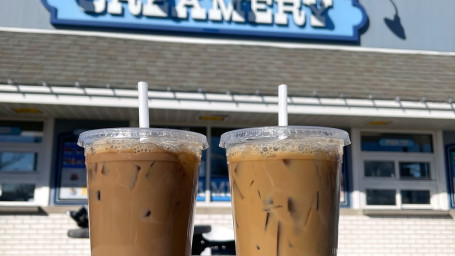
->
[138,81,149,128]
[278,84,288,126]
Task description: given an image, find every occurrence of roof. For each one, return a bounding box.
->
[1,30,454,102]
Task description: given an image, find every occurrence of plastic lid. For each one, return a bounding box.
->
[219,126,350,148]
[77,128,208,149]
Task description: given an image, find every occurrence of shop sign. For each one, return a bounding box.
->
[42,0,367,41]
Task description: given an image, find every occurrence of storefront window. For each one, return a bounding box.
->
[366,189,396,205]
[0,121,43,143]
[399,162,430,180]
[364,161,395,177]
[0,152,38,172]
[361,133,433,153]
[360,131,435,208]
[401,190,430,204]
[0,120,44,204]
[0,183,35,202]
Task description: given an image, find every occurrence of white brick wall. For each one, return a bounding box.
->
[194,206,234,229]
[338,215,455,256]
[0,213,90,256]
[1,210,455,255]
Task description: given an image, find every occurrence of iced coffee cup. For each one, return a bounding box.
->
[220,126,350,256]
[77,128,208,256]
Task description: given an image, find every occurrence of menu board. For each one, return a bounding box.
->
[54,132,88,204]
[59,141,87,200]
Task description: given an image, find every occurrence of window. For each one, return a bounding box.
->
[366,189,396,205]
[0,152,38,172]
[361,132,433,153]
[0,183,35,202]
[399,162,430,180]
[358,131,437,209]
[401,190,430,205]
[0,121,44,204]
[364,161,395,177]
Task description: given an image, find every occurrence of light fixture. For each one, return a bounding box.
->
[7,79,13,85]
[42,81,47,87]
[368,120,391,126]
[75,81,80,87]
[13,108,41,114]
[198,115,227,121]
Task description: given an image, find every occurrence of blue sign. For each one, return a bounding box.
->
[42,0,367,41]
[210,177,231,201]
[197,177,206,201]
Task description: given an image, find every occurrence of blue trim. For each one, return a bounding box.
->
[351,0,368,42]
[51,132,88,205]
[340,145,351,208]
[445,144,455,208]
[41,0,368,42]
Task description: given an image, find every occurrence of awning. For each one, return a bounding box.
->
[1,84,454,129]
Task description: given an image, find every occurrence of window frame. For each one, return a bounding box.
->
[0,118,53,206]
[351,128,447,210]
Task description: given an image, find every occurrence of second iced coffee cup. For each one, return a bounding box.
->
[78,128,208,256]
[220,126,350,256]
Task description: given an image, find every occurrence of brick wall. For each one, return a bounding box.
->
[338,215,455,256]
[0,213,90,256]
[1,210,455,256]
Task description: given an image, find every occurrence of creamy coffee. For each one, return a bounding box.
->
[78,128,207,256]
[220,127,349,256]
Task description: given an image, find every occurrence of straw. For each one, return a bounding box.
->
[278,84,288,126]
[138,81,149,128]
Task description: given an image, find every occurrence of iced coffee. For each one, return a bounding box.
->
[220,126,350,256]
[78,128,208,256]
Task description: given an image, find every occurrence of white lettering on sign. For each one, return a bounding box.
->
[81,0,336,28]
[211,181,230,197]
[275,0,305,26]
[108,0,142,15]
[209,0,245,23]
[143,0,169,17]
[173,0,207,20]
[249,0,272,24]
[197,182,205,196]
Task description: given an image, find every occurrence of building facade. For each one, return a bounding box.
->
[0,0,455,255]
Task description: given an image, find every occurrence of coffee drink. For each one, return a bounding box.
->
[220,127,349,256]
[78,129,208,256]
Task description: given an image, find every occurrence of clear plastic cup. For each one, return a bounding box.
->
[78,128,208,256]
[219,126,350,256]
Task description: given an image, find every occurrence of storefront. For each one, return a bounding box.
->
[0,0,455,255]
